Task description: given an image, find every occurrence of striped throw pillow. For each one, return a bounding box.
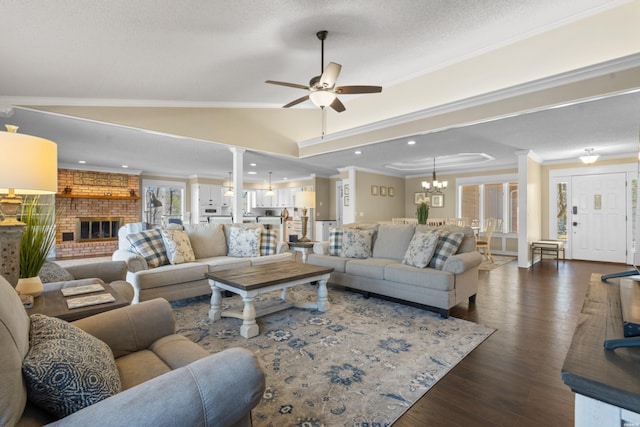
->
[328,227,343,256]
[260,228,278,256]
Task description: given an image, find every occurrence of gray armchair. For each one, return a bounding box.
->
[0,274,265,426]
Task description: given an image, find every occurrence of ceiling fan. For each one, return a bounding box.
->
[266,30,382,113]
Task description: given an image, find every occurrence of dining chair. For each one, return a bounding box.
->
[476,218,497,263]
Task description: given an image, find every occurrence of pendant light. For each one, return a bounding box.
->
[265,172,274,196]
[223,172,233,197]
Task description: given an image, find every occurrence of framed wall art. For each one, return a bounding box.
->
[380,186,387,196]
[414,192,426,204]
[431,194,445,208]
[388,187,394,197]
[371,185,378,196]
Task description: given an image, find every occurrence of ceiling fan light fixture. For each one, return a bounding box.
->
[579,148,599,165]
[309,90,336,108]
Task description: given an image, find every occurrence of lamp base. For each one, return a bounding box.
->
[0,223,25,287]
[0,193,23,225]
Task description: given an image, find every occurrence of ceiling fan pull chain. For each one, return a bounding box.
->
[322,108,327,139]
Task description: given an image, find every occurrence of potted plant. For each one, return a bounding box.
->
[16,196,57,297]
[416,202,429,225]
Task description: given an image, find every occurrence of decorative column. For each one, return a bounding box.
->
[0,224,24,287]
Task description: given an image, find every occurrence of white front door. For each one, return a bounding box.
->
[571,173,627,262]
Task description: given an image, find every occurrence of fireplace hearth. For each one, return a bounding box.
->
[76,217,123,243]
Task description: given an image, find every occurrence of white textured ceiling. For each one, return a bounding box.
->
[1,0,639,183]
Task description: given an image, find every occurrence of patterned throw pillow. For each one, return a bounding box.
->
[402,231,439,268]
[126,229,169,268]
[228,227,261,257]
[161,228,196,265]
[428,231,465,270]
[38,261,75,283]
[22,314,121,418]
[260,228,278,256]
[328,227,343,256]
[341,229,374,259]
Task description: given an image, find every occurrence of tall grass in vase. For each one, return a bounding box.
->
[416,202,429,225]
[17,196,57,296]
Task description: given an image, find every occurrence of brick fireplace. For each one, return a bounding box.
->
[55,169,141,259]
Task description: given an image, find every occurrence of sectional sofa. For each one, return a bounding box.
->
[112,222,292,303]
[306,223,482,318]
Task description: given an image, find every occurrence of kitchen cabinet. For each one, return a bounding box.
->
[254,189,275,208]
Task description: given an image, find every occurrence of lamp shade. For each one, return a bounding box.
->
[0,131,58,194]
[294,191,316,209]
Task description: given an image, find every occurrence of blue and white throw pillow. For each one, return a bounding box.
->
[428,231,465,270]
[402,231,439,268]
[23,314,121,418]
[127,228,169,268]
[161,228,196,264]
[340,229,374,259]
[228,227,261,257]
[328,227,343,256]
[260,228,278,256]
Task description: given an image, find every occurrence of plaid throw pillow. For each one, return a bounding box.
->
[428,231,465,270]
[260,228,278,256]
[127,229,169,268]
[328,227,343,256]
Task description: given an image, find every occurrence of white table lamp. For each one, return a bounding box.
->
[294,191,315,242]
[0,126,58,286]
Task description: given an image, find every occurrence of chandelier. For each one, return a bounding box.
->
[421,157,448,194]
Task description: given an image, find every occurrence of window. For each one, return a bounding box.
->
[457,174,518,233]
[142,180,186,226]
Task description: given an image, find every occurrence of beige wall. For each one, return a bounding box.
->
[353,170,405,222]
[314,177,331,220]
[527,156,543,244]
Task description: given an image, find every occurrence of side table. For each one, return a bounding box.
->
[289,241,315,264]
[530,240,565,269]
[26,282,129,321]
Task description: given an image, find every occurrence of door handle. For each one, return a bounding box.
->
[573,222,578,226]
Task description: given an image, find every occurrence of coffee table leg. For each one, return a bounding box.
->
[208,281,222,321]
[317,277,330,312]
[240,296,259,338]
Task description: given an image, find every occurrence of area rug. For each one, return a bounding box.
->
[478,255,515,271]
[172,285,494,427]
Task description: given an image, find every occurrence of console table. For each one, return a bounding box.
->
[561,274,640,426]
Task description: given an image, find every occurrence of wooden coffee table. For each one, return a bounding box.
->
[26,282,129,322]
[206,261,334,338]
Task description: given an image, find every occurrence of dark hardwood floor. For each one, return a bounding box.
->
[393,258,628,427]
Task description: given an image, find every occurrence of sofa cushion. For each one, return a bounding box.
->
[429,231,465,270]
[384,264,454,291]
[345,258,397,280]
[250,252,293,266]
[402,231,439,268]
[200,257,252,272]
[161,229,196,265]
[38,261,75,283]
[372,224,416,260]
[260,228,278,256]
[129,262,209,290]
[328,227,343,256]
[341,229,374,259]
[127,229,169,268]
[307,254,349,273]
[228,227,261,257]
[23,314,121,418]
[184,224,227,259]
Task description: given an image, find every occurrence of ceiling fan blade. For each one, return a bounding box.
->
[335,85,383,94]
[283,95,310,108]
[319,62,342,88]
[265,80,309,90]
[330,97,346,113]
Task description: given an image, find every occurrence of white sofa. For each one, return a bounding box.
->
[113,222,292,303]
[306,223,482,318]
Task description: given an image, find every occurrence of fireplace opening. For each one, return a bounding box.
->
[76,217,123,243]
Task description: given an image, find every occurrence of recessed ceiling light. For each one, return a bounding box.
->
[283,177,288,180]
[250,163,257,167]
[408,140,416,145]
[248,171,257,175]
[78,160,86,164]
[121,165,128,168]
[355,151,362,155]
